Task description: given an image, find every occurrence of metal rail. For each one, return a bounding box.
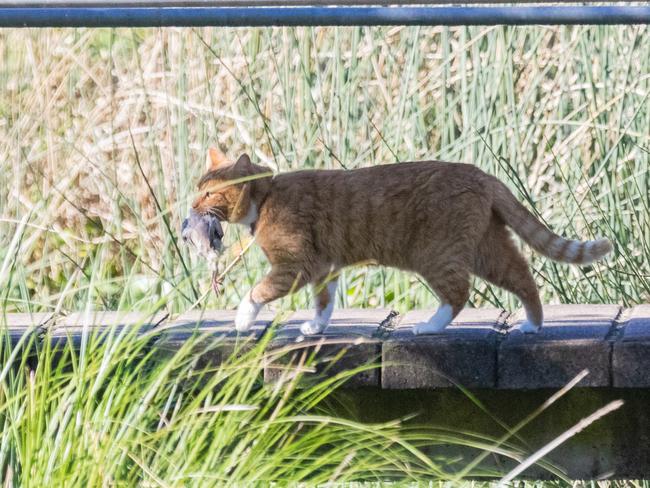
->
[1,5,649,26]
[0,0,642,5]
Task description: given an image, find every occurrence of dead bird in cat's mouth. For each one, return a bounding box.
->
[181,208,224,261]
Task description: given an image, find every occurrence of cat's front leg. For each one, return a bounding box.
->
[235,266,307,332]
[300,278,338,336]
[235,291,264,332]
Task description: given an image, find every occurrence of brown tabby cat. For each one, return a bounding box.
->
[191,148,612,335]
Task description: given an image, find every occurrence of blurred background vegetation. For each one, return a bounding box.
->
[1,25,648,315]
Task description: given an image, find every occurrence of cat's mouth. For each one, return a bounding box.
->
[181,209,224,260]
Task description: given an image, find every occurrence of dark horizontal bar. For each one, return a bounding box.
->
[1,5,649,26]
[0,0,637,5]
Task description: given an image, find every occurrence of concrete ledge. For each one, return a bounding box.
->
[497,304,620,389]
[4,304,650,390]
[154,309,276,364]
[382,308,505,389]
[264,309,386,387]
[613,305,650,387]
[47,311,166,349]
[0,312,52,346]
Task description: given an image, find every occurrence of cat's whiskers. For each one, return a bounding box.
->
[208,208,226,221]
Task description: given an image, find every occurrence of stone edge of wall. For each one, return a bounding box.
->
[2,304,649,389]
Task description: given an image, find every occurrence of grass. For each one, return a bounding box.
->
[0,315,551,484]
[0,25,649,483]
[0,25,648,314]
[0,313,641,484]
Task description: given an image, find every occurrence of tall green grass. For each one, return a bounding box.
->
[0,310,637,484]
[1,26,648,315]
[0,314,541,484]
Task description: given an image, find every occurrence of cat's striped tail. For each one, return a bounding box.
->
[492,181,613,265]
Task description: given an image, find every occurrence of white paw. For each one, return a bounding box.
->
[300,320,326,336]
[413,321,447,335]
[412,304,453,335]
[235,312,255,332]
[235,295,261,332]
[520,321,541,334]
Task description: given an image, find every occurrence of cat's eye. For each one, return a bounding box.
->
[205,191,211,198]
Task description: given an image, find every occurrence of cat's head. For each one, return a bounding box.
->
[191,147,267,223]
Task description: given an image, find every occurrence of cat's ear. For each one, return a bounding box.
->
[207,147,229,171]
[233,153,252,172]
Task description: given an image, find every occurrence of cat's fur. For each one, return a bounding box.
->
[192,148,613,335]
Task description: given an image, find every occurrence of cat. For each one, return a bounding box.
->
[191,148,612,336]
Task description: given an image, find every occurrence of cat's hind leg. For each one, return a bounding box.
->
[411,192,490,336]
[413,302,455,335]
[473,219,543,333]
[413,267,471,335]
[300,277,338,336]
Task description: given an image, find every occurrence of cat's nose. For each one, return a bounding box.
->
[190,199,201,211]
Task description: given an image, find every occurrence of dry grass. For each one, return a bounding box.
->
[0,26,648,314]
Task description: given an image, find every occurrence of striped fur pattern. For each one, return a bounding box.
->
[492,182,613,265]
[191,150,613,335]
